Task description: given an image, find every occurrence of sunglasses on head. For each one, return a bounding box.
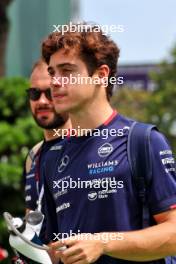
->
[26,88,52,101]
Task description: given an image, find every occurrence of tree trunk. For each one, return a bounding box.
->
[0,0,13,77]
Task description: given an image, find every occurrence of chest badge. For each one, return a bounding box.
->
[98,143,113,157]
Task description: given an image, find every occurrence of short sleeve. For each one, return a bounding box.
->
[148,130,176,215]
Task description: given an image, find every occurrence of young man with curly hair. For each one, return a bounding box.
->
[41,23,176,264]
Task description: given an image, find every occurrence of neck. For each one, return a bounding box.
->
[43,119,72,141]
[70,99,114,130]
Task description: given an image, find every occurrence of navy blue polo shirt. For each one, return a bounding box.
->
[43,112,176,263]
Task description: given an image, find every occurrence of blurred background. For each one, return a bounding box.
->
[0,0,176,262]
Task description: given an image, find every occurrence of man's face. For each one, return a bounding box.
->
[29,63,68,129]
[48,50,99,114]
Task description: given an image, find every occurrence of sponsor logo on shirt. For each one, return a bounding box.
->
[159,152,175,174]
[98,143,114,157]
[56,202,70,213]
[165,168,176,173]
[86,178,123,200]
[161,157,175,165]
[88,191,98,201]
[159,150,172,156]
[87,160,119,175]
[54,189,68,199]
[88,187,121,201]
[58,155,70,172]
[53,176,71,189]
[50,145,63,151]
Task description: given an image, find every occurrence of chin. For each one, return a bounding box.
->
[37,117,52,125]
[54,106,68,114]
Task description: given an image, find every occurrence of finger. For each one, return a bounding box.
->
[61,245,82,258]
[50,240,65,250]
[50,240,72,251]
[47,247,61,264]
[53,243,81,262]
[51,236,79,250]
[63,252,87,264]
[62,237,79,248]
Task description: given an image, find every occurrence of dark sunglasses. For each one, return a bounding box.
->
[26,88,52,101]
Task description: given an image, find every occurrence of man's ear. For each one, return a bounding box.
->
[97,64,110,87]
[98,64,110,79]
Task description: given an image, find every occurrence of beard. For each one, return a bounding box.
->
[32,107,68,129]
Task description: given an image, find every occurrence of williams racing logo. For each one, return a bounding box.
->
[87,160,119,175]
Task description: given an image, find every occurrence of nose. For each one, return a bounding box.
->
[38,92,50,103]
[51,76,62,89]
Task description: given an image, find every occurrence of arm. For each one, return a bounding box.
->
[50,209,176,263]
[103,208,176,261]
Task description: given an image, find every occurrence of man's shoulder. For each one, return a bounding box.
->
[25,140,44,174]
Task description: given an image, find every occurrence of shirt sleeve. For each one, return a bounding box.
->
[148,129,176,215]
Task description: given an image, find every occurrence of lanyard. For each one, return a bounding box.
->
[37,184,44,212]
[34,145,44,212]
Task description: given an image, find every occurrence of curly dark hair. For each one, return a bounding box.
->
[42,23,120,100]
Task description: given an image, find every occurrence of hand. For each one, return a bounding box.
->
[47,242,60,264]
[50,233,105,264]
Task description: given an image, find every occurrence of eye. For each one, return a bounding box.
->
[48,69,55,77]
[62,68,72,73]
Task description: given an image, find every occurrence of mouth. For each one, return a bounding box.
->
[52,93,67,99]
[36,109,53,115]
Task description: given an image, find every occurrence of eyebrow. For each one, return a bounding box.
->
[48,63,78,72]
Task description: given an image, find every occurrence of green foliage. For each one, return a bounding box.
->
[0,78,29,121]
[148,61,176,132]
[0,77,43,261]
[111,88,150,122]
[146,46,176,152]
[112,46,176,153]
